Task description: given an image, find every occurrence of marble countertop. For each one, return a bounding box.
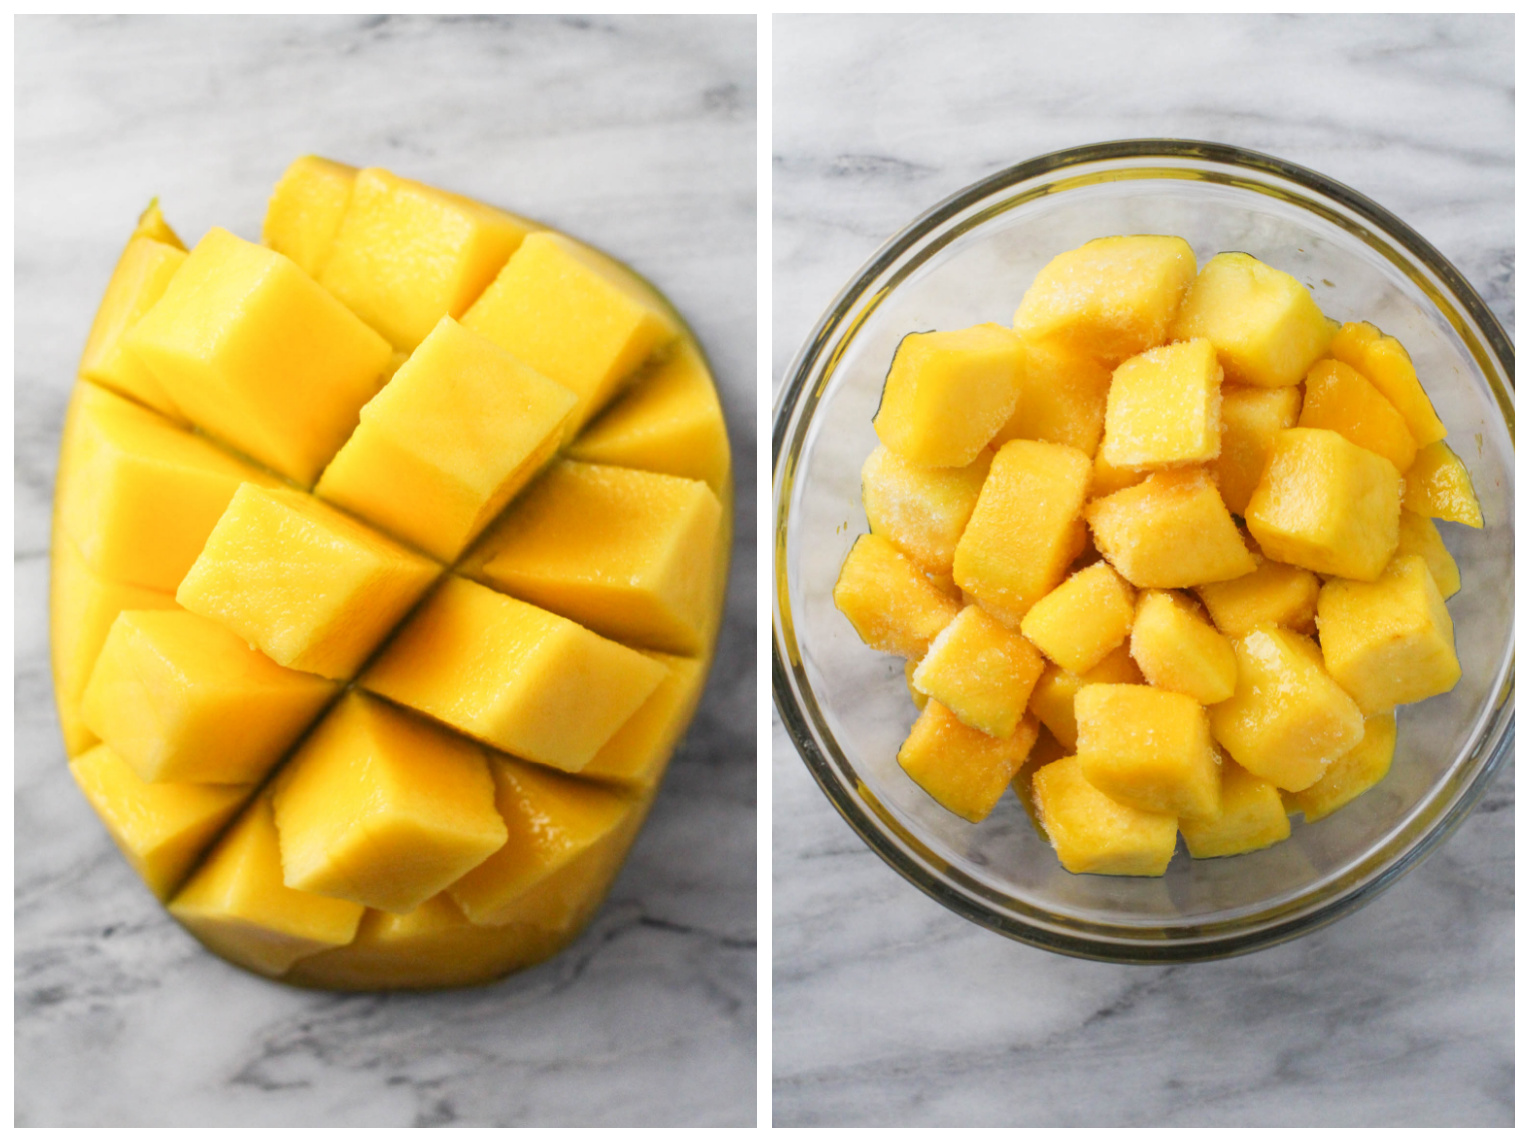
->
[772,14,1512,1127]
[16,15,756,1127]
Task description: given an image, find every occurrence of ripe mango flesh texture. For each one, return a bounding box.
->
[1075,684,1222,821]
[1177,757,1290,859]
[860,443,991,577]
[1298,358,1418,475]
[1128,590,1237,706]
[1020,562,1136,676]
[54,164,730,988]
[1327,321,1447,447]
[833,533,961,661]
[1099,338,1223,469]
[897,700,1039,823]
[1212,383,1302,516]
[990,337,1113,457]
[1085,468,1257,589]
[1031,754,1178,877]
[1403,441,1483,529]
[911,603,1045,739]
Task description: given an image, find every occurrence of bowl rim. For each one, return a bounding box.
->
[772,137,1515,963]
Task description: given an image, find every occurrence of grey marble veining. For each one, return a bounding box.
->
[17,14,755,1127]
[772,14,1512,1127]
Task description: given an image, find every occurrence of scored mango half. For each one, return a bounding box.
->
[52,158,731,988]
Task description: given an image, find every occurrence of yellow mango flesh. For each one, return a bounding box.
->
[1179,757,1290,859]
[1020,561,1135,675]
[1168,251,1335,388]
[896,700,1038,823]
[316,315,577,562]
[362,576,666,773]
[580,651,708,788]
[271,693,508,914]
[1396,509,1461,598]
[1012,235,1197,366]
[1328,321,1446,447]
[872,324,1025,467]
[833,533,961,660]
[1032,754,1178,877]
[861,444,991,576]
[79,232,188,418]
[1299,358,1418,474]
[1090,449,1148,498]
[469,460,722,657]
[1287,712,1397,822]
[1027,643,1143,751]
[1085,468,1256,588]
[1076,683,1222,821]
[1099,338,1223,469]
[1009,724,1070,838]
[1402,441,1483,528]
[1245,427,1402,581]
[176,484,441,681]
[127,227,394,486]
[1129,589,1237,705]
[321,166,538,351]
[463,231,678,435]
[1195,555,1319,637]
[1212,383,1303,515]
[69,743,251,901]
[262,155,357,279]
[911,603,1045,739]
[170,795,365,977]
[990,337,1113,457]
[81,609,337,785]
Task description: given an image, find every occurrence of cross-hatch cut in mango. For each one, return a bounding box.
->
[833,233,1476,878]
[53,159,731,988]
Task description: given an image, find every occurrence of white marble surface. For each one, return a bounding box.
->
[16,15,756,1126]
[772,14,1512,1127]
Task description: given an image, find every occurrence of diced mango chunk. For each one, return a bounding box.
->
[1129,590,1237,705]
[860,444,991,576]
[896,700,1038,823]
[911,604,1045,738]
[580,652,708,788]
[79,231,188,419]
[1212,383,1303,516]
[1287,712,1397,822]
[834,533,962,660]
[262,155,357,280]
[1032,754,1178,876]
[1178,757,1290,858]
[1019,562,1135,675]
[1168,251,1335,388]
[872,324,1025,468]
[1090,450,1148,498]
[1085,468,1256,588]
[1299,358,1417,474]
[1027,643,1143,751]
[1099,338,1223,469]
[1075,684,1221,821]
[989,337,1113,457]
[1328,321,1446,447]
[1195,555,1319,636]
[1402,441,1483,529]
[1396,509,1461,598]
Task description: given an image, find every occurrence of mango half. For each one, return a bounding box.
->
[53,159,731,989]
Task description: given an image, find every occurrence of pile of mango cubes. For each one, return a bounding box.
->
[55,159,731,987]
[835,236,1479,876]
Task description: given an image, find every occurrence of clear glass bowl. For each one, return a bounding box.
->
[773,140,1514,962]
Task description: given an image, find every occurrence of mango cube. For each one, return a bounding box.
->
[990,337,1113,457]
[872,324,1025,467]
[271,693,508,914]
[177,484,441,681]
[1178,757,1290,859]
[1287,712,1397,822]
[321,166,537,351]
[1195,555,1319,636]
[1020,562,1135,675]
[1031,754,1178,876]
[362,576,667,773]
[860,444,991,576]
[1298,358,1417,475]
[1209,626,1364,791]
[1129,589,1237,705]
[1396,509,1461,598]
[1075,683,1221,821]
[81,609,338,786]
[1402,441,1483,529]
[1012,235,1196,366]
[1316,555,1460,715]
[262,155,357,279]
[1168,251,1335,388]
[79,231,188,419]
[69,743,251,901]
[896,700,1038,823]
[580,652,709,788]
[1328,321,1446,447]
[1085,468,1256,588]
[834,533,961,660]
[1099,338,1223,469]
[953,439,1093,625]
[1027,643,1143,751]
[911,604,1045,738]
[125,227,394,486]
[1212,383,1302,515]
[316,316,577,562]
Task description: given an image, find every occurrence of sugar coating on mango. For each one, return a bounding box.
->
[990,337,1114,457]
[316,315,577,563]
[177,484,441,682]
[69,743,251,901]
[1245,427,1402,581]
[911,604,1045,739]
[1299,358,1417,475]
[1212,383,1302,516]
[262,155,358,280]
[321,166,538,351]
[1020,562,1135,675]
[1085,468,1256,589]
[467,460,723,657]
[1402,441,1483,529]
[170,795,365,977]
[953,439,1092,626]
[125,227,394,487]
[1099,338,1223,469]
[362,576,666,773]
[1129,589,1237,706]
[81,609,338,786]
[1396,509,1461,598]
[861,444,991,576]
[1168,251,1335,388]
[464,231,678,436]
[1316,555,1460,716]
[1031,754,1178,877]
[1287,712,1396,823]
[1178,756,1290,859]
[1076,683,1221,821]
[1210,626,1364,792]
[834,533,961,660]
[580,652,708,788]
[872,324,1025,468]
[79,227,188,419]
[1328,321,1446,447]
[896,700,1038,823]
[271,693,508,915]
[1195,555,1319,637]
[1012,235,1196,367]
[1027,643,1143,752]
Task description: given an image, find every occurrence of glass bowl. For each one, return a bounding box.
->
[772,139,1514,962]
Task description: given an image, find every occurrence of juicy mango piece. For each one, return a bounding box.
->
[68,743,251,901]
[1085,468,1256,588]
[1316,555,1460,715]
[1012,235,1196,366]
[1245,427,1402,581]
[833,533,961,660]
[81,609,338,786]
[362,576,666,773]
[911,604,1045,739]
[1075,683,1221,821]
[1328,321,1446,447]
[1129,589,1237,706]
[1032,754,1178,877]
[1195,555,1319,637]
[861,444,991,576]
[1178,757,1291,859]
[990,337,1114,457]
[1396,509,1461,598]
[872,324,1025,467]
[125,227,394,486]
[1402,441,1483,529]
[1168,251,1335,388]
[1287,712,1397,823]
[1099,338,1223,469]
[1019,562,1135,675]
[79,228,188,418]
[1212,383,1303,516]
[896,700,1039,823]
[1027,643,1144,751]
[1298,358,1417,475]
[1091,450,1148,498]
[176,484,441,681]
[262,155,357,279]
[580,652,709,788]
[316,315,577,562]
